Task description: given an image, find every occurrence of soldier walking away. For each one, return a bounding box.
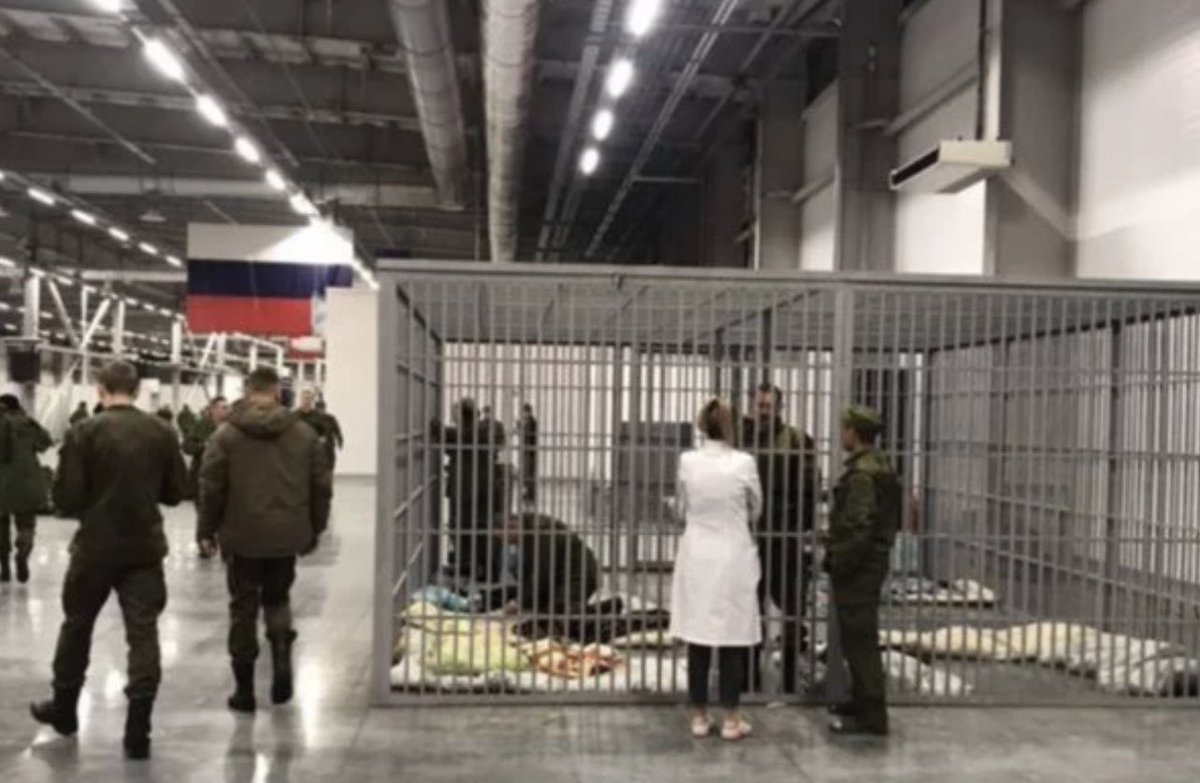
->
[197,367,333,714]
[68,402,89,427]
[30,362,187,760]
[823,405,901,736]
[183,396,229,504]
[315,400,344,469]
[177,403,197,439]
[0,394,52,583]
[519,404,538,505]
[741,383,820,696]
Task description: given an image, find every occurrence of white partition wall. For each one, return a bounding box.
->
[326,286,379,476]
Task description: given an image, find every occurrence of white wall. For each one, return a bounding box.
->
[1076,0,1200,279]
[894,0,986,275]
[325,286,378,476]
[799,85,839,271]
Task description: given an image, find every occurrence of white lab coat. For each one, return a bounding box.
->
[669,441,764,647]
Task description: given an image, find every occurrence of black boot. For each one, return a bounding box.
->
[15,551,29,584]
[270,631,297,705]
[123,698,154,760]
[29,686,81,736]
[0,555,10,583]
[227,662,256,713]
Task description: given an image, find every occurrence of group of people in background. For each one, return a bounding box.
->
[0,366,336,760]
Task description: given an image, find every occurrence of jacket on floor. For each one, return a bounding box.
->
[0,410,52,514]
[198,398,333,558]
[53,405,188,566]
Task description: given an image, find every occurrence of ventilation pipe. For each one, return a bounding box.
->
[482,0,539,261]
[388,0,469,210]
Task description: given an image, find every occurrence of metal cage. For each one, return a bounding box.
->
[374,260,1200,707]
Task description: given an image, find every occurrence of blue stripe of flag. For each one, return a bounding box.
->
[187,259,351,299]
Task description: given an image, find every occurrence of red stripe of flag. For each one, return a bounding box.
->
[187,296,313,337]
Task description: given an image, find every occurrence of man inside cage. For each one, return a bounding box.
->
[431,398,505,582]
[740,382,820,695]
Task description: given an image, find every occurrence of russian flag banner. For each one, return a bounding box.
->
[186,223,354,337]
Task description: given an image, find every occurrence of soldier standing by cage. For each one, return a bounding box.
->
[741,383,820,696]
[824,405,901,736]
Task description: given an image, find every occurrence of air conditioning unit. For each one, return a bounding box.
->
[889,140,1012,193]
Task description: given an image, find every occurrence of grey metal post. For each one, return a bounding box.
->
[249,343,260,370]
[754,80,804,271]
[275,346,285,372]
[215,333,228,396]
[825,285,856,703]
[80,284,90,386]
[758,309,774,385]
[373,276,399,705]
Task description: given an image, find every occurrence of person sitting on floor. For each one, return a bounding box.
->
[500,512,600,617]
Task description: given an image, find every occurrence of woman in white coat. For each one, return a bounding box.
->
[670,398,763,741]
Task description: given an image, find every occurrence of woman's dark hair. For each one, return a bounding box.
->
[0,394,21,412]
[696,398,734,444]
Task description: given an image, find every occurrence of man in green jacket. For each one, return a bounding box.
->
[68,402,89,427]
[30,362,187,760]
[823,405,901,736]
[176,404,197,439]
[741,383,820,695]
[183,396,228,502]
[0,394,51,583]
[198,367,332,713]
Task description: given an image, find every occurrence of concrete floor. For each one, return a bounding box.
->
[2,479,1199,782]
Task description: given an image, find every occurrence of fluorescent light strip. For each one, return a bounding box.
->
[606,59,634,98]
[139,242,159,256]
[71,209,97,226]
[108,227,130,242]
[591,109,614,141]
[626,0,663,37]
[195,94,228,128]
[165,255,183,268]
[143,38,187,84]
[27,187,56,206]
[234,136,261,164]
[265,169,287,192]
[579,147,600,175]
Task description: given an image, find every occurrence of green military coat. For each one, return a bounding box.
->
[0,411,53,514]
[824,447,901,603]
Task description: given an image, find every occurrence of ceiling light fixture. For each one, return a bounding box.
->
[264,169,286,192]
[605,58,634,98]
[626,0,663,37]
[580,147,601,175]
[289,193,318,217]
[143,38,187,84]
[591,109,614,141]
[233,136,261,164]
[195,94,228,128]
[108,227,130,243]
[139,242,159,256]
[27,187,56,206]
[165,255,183,268]
[0,257,14,268]
[89,0,124,12]
[71,209,97,226]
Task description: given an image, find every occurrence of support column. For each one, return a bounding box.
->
[835,0,902,272]
[275,346,285,372]
[80,285,90,385]
[983,0,1077,278]
[703,143,749,268]
[215,334,228,396]
[112,298,127,357]
[249,343,260,370]
[170,321,183,411]
[22,273,40,339]
[754,80,804,271]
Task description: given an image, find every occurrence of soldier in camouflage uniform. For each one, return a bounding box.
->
[183,397,229,503]
[823,405,901,736]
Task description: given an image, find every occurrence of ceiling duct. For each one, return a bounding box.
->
[483,0,540,261]
[388,0,469,210]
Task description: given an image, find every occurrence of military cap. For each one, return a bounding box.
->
[841,405,882,434]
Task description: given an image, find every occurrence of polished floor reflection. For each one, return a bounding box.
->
[3,479,1200,782]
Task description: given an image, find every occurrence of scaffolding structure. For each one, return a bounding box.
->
[374,261,1200,706]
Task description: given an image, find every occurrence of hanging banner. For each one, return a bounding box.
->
[185,223,354,337]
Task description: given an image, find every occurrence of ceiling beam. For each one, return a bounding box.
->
[0,79,424,131]
[20,173,441,210]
